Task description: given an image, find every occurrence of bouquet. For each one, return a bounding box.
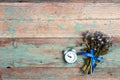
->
[80,31,112,74]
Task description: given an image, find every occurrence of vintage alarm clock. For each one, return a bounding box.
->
[64,49,77,63]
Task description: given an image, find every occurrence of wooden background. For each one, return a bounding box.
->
[0,0,120,80]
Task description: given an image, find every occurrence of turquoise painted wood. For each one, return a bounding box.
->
[0,3,120,37]
[0,39,119,68]
[0,1,119,80]
[0,3,119,68]
[0,67,120,80]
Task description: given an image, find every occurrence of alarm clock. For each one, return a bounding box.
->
[64,49,77,63]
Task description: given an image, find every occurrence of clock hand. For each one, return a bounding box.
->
[68,55,72,58]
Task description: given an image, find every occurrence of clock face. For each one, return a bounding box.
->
[65,51,77,63]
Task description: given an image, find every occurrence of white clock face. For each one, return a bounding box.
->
[65,51,77,63]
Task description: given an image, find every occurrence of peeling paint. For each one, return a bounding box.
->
[0,42,119,68]
[90,21,97,29]
[0,43,66,67]
[57,24,65,29]
[74,22,86,31]
[62,16,66,20]
[4,7,14,16]
[5,25,16,37]
[74,21,97,31]
[23,27,27,33]
[46,14,57,19]
[3,7,33,37]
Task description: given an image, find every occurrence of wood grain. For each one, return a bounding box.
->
[0,2,119,79]
[0,38,119,68]
[0,67,119,80]
[0,3,119,20]
[0,3,120,37]
[0,20,120,37]
[0,0,120,3]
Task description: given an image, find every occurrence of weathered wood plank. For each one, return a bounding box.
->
[0,2,119,80]
[0,38,119,68]
[0,0,120,3]
[0,20,120,37]
[0,3,119,37]
[0,67,120,80]
[0,37,119,47]
[0,3,120,20]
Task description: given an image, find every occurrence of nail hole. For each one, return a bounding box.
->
[108,72,112,76]
[6,66,11,69]
[55,57,59,59]
[40,61,43,63]
[12,41,17,48]
[17,0,28,2]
